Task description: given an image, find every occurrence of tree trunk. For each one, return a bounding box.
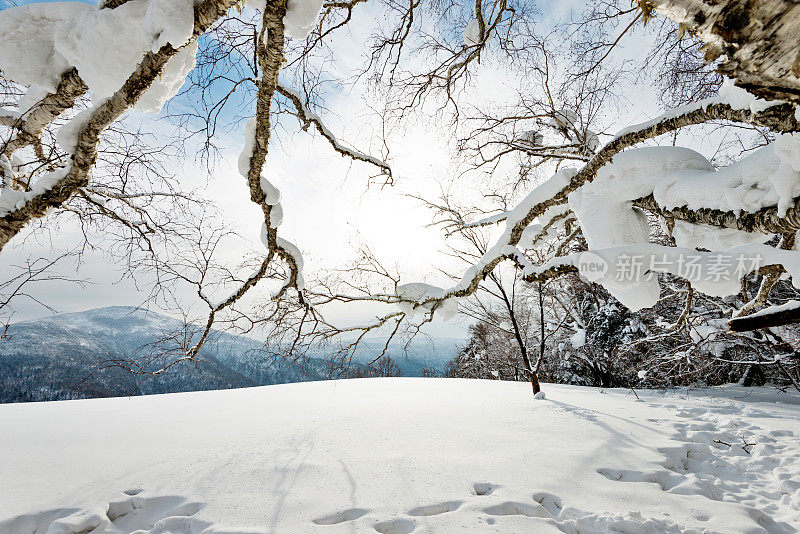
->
[492,273,541,395]
[653,0,800,104]
[728,303,800,331]
[529,369,541,395]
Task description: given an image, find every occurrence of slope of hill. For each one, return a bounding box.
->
[0,306,325,403]
[0,379,798,533]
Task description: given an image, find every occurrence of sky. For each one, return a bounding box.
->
[0,0,705,340]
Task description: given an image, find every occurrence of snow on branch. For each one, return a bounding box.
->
[461,210,511,229]
[613,78,784,139]
[276,83,392,180]
[728,300,800,332]
[0,69,87,176]
[393,87,800,314]
[0,0,240,251]
[185,0,313,359]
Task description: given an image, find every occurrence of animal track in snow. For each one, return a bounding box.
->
[312,507,369,525]
[598,400,800,531]
[596,467,684,492]
[106,494,204,532]
[407,501,462,516]
[373,517,416,533]
[483,501,552,518]
[532,492,563,517]
[473,482,499,496]
[304,484,698,534]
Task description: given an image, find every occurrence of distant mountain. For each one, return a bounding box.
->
[0,306,325,403]
[350,337,464,376]
[0,307,464,403]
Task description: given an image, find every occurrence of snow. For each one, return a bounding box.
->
[449,168,575,291]
[654,134,800,217]
[569,146,713,251]
[56,108,94,154]
[0,1,197,112]
[717,77,782,114]
[463,210,509,228]
[0,3,92,93]
[244,0,324,39]
[518,205,570,249]
[16,87,49,116]
[570,329,586,349]
[241,120,300,289]
[269,202,284,228]
[402,168,574,315]
[550,109,578,131]
[396,283,459,320]
[1,379,799,533]
[260,176,281,206]
[55,0,195,111]
[284,0,324,39]
[614,78,781,139]
[742,299,800,319]
[671,220,770,250]
[277,84,391,173]
[239,119,283,217]
[464,19,481,46]
[276,235,305,290]
[519,129,544,146]
[585,130,599,152]
[529,241,800,311]
[440,81,796,317]
[238,117,257,178]
[0,166,71,217]
[444,134,799,313]
[553,140,800,309]
[432,95,800,316]
[137,40,198,113]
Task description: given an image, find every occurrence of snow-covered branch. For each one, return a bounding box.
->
[0,0,239,251]
[396,89,800,315]
[728,301,800,332]
[276,83,392,180]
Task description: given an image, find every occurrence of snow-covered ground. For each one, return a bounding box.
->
[1,379,799,534]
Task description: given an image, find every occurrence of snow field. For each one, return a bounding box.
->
[1,378,799,533]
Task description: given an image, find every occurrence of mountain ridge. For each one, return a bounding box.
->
[0,306,461,403]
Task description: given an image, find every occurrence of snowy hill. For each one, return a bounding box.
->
[1,379,798,533]
[0,306,325,403]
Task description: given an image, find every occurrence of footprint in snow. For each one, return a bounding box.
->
[483,501,553,518]
[532,492,563,517]
[106,494,205,532]
[596,467,684,492]
[407,501,462,516]
[473,482,499,496]
[312,508,369,525]
[373,518,416,533]
[0,494,207,534]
